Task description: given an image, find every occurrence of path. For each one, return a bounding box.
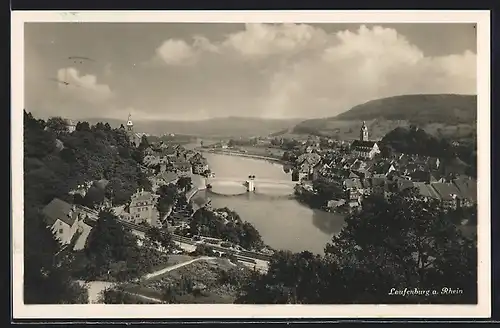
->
[123,291,164,304]
[142,256,215,280]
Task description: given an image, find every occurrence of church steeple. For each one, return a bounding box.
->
[126,113,134,132]
[360,121,369,141]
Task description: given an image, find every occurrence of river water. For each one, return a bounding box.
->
[191,152,346,254]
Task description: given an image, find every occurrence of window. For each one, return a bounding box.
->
[58,228,63,234]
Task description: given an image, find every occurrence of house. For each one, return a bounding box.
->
[129,189,159,226]
[65,119,76,133]
[396,178,415,192]
[42,198,92,248]
[452,177,477,207]
[173,160,192,177]
[343,178,363,202]
[410,170,441,183]
[192,157,209,175]
[42,198,81,245]
[373,163,396,177]
[430,182,462,210]
[413,182,441,201]
[158,171,179,186]
[326,199,346,211]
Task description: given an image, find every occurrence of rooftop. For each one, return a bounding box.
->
[42,198,78,227]
[430,182,462,201]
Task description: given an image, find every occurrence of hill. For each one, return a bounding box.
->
[293,94,477,140]
[84,117,304,138]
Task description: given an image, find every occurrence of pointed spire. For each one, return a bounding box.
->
[126,112,133,127]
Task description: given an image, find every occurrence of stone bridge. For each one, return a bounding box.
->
[205,176,298,192]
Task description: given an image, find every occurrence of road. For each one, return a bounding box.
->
[142,256,215,280]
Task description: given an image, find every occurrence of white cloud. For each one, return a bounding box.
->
[152,39,198,66]
[219,23,329,59]
[257,25,477,118]
[137,24,478,119]
[56,67,113,102]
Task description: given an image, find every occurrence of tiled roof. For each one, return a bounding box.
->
[161,171,179,183]
[131,191,154,202]
[397,179,414,191]
[413,182,441,199]
[351,140,377,150]
[430,182,462,201]
[453,178,477,202]
[42,198,78,227]
[344,178,363,190]
[174,161,192,170]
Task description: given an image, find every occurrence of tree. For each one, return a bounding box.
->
[84,209,141,280]
[138,135,150,151]
[24,210,89,304]
[82,186,105,209]
[46,116,69,136]
[237,189,477,304]
[323,189,477,304]
[146,226,173,251]
[176,176,193,193]
[156,184,178,219]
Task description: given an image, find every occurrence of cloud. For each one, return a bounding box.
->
[149,39,198,66]
[56,67,113,102]
[255,24,477,118]
[39,23,476,122]
[219,23,329,59]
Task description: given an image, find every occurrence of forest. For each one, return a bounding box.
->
[23,111,152,303]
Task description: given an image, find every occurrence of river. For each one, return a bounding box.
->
[191,152,346,255]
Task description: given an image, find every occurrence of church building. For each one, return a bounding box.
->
[125,113,143,147]
[350,121,380,160]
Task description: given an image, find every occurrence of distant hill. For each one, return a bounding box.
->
[293,94,477,140]
[84,116,304,138]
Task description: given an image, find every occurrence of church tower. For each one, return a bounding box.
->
[126,113,136,145]
[360,121,369,141]
[126,113,134,134]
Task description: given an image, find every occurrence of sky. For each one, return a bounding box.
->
[24,23,477,121]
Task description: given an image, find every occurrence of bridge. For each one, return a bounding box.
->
[205,176,298,192]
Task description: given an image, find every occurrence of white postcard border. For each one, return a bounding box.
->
[11,10,491,319]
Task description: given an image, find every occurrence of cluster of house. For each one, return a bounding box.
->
[143,142,209,189]
[295,122,477,213]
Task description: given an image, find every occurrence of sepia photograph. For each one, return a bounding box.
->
[12,10,490,319]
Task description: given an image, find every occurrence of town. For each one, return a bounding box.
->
[24,107,478,305]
